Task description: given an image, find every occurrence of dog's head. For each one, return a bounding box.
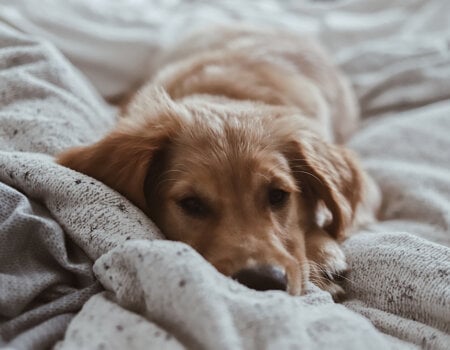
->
[58,86,363,295]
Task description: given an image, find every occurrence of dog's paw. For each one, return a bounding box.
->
[308,240,349,302]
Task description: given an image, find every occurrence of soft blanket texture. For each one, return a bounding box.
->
[0,0,449,349]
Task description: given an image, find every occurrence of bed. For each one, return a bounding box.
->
[0,0,449,349]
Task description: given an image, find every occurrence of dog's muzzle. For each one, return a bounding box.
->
[232,265,288,292]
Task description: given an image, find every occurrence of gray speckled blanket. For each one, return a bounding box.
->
[0,21,161,350]
[0,0,449,349]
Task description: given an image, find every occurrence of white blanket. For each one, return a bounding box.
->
[0,0,449,349]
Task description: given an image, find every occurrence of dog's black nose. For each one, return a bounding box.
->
[232,265,288,291]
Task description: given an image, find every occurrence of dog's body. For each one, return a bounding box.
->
[58,27,380,299]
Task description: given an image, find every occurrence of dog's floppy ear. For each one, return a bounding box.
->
[57,86,185,210]
[285,131,364,240]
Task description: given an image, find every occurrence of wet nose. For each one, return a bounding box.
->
[232,265,288,292]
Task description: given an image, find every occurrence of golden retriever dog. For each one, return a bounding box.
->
[57,27,380,299]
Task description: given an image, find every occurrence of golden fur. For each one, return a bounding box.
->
[57,27,380,298]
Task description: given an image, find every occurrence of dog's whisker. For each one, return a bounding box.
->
[255,172,272,182]
[161,168,189,176]
[307,260,355,285]
[332,273,354,285]
[154,178,179,192]
[290,163,331,174]
[290,170,324,185]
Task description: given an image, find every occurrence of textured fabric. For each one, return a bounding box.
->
[0,23,107,350]
[342,103,450,349]
[0,25,158,349]
[60,241,405,350]
[0,1,449,349]
[55,292,185,350]
[0,182,102,349]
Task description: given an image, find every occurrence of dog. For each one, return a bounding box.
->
[57,27,380,299]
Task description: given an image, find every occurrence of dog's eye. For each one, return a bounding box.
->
[178,197,209,218]
[268,188,290,209]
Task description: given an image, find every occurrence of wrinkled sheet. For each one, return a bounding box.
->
[0,0,449,349]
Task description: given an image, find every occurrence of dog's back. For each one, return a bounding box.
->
[152,26,359,143]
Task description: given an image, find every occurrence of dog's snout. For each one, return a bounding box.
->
[232,265,287,292]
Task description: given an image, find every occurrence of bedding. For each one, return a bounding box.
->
[0,0,449,349]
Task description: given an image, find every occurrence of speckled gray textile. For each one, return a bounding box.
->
[0,22,158,349]
[0,181,101,350]
[59,241,409,350]
[0,23,106,350]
